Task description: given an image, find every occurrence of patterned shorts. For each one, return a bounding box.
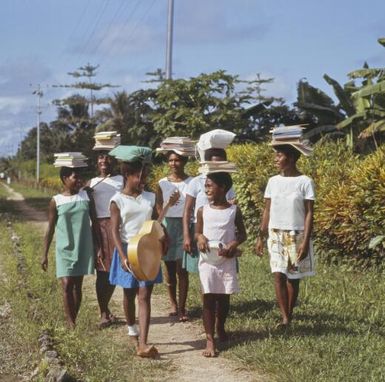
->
[267,229,315,279]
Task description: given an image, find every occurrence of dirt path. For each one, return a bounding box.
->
[2,184,264,382]
[2,183,47,225]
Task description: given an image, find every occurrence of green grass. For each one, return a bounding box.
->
[0,190,171,381]
[3,183,385,381]
[185,243,385,381]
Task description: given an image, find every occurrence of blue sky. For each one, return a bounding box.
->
[1,0,384,157]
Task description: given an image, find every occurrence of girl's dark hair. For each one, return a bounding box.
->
[59,167,80,183]
[207,172,233,192]
[120,160,144,177]
[204,148,227,161]
[166,150,188,164]
[274,145,301,162]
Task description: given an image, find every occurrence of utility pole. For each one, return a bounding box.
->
[32,85,43,183]
[165,0,174,80]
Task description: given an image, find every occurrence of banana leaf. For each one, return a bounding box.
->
[337,112,366,129]
[323,74,355,116]
[353,81,385,98]
[378,38,385,47]
[359,120,385,138]
[348,68,383,79]
[297,80,336,108]
[303,124,337,140]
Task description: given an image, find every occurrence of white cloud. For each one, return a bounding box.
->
[0,97,26,114]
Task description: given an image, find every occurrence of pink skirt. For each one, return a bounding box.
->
[198,256,239,294]
[96,218,115,272]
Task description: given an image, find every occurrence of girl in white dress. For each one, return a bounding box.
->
[256,144,315,329]
[156,151,192,321]
[87,153,123,328]
[195,172,246,357]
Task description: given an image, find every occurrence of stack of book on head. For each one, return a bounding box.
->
[93,131,121,150]
[156,137,196,157]
[270,125,313,156]
[198,161,237,175]
[53,152,88,168]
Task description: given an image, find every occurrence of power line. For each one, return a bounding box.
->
[98,0,157,69]
[97,0,143,67]
[88,0,130,56]
[76,0,112,64]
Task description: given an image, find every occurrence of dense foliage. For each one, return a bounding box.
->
[149,142,385,266]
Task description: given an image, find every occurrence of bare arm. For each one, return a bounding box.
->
[183,194,195,252]
[235,206,247,244]
[41,198,58,271]
[255,198,271,256]
[88,193,102,259]
[155,185,164,218]
[297,199,314,261]
[194,207,209,253]
[110,201,128,269]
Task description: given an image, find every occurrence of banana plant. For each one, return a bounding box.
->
[335,38,385,148]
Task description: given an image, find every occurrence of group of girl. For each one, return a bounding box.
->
[41,129,315,358]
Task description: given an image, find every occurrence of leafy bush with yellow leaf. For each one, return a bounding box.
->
[315,146,385,265]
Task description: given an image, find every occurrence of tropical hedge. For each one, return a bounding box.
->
[151,142,385,266]
[13,141,385,266]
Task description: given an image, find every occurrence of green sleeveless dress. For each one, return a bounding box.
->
[54,190,95,278]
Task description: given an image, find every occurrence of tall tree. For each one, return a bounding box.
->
[96,88,157,146]
[240,73,298,140]
[54,63,117,118]
[151,70,249,142]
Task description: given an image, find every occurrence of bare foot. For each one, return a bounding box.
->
[137,345,158,358]
[168,303,178,317]
[179,309,189,322]
[275,322,290,331]
[202,339,218,357]
[66,320,76,330]
[98,318,112,329]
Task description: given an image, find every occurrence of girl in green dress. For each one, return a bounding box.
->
[42,166,99,328]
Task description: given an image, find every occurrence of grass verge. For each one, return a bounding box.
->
[0,192,170,381]
[185,243,385,381]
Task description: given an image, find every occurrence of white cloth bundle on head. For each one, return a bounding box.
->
[196,129,236,161]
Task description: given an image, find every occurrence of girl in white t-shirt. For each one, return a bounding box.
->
[156,151,192,322]
[87,152,123,329]
[256,144,315,329]
[109,151,165,358]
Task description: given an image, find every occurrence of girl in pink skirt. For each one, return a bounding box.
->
[195,172,246,357]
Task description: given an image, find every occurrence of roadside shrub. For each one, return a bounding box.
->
[316,146,385,265]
